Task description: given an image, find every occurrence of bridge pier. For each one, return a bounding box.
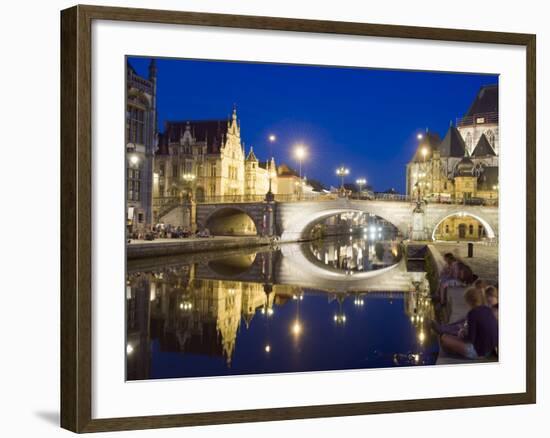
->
[410,202,428,241]
[262,201,276,237]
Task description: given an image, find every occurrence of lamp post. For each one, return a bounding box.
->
[266,135,277,201]
[419,146,429,201]
[294,144,307,199]
[356,178,367,197]
[336,166,350,190]
[182,173,196,199]
[294,144,306,179]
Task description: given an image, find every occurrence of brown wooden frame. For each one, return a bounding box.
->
[61,4,536,433]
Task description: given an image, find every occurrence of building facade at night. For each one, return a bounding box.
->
[406,84,499,241]
[152,108,280,216]
[126,59,157,233]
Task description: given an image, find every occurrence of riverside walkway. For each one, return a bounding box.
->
[430,242,499,365]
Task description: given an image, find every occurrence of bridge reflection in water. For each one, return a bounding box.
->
[126,236,438,380]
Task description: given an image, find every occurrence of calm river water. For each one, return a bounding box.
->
[126,235,438,380]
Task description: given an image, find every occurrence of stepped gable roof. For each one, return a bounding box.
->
[411,131,442,162]
[471,133,497,157]
[163,119,228,153]
[465,84,499,117]
[439,125,467,158]
[477,166,499,191]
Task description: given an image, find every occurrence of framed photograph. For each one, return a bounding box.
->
[60,4,536,433]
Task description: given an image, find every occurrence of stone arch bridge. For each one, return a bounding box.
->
[194,197,498,242]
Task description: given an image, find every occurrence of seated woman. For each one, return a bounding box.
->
[485,286,499,320]
[474,278,488,292]
[435,253,459,303]
[439,287,498,359]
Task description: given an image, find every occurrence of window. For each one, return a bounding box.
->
[159,163,165,176]
[185,160,193,174]
[127,166,141,202]
[465,132,473,151]
[172,164,178,178]
[211,163,217,177]
[127,105,146,144]
[445,224,449,234]
[469,224,474,235]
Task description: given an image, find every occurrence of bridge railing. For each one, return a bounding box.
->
[156,193,498,206]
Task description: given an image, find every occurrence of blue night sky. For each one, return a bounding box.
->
[128,57,498,193]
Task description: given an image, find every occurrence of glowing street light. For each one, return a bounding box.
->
[294,144,307,177]
[268,134,276,143]
[336,166,350,189]
[356,177,367,194]
[130,155,139,165]
[182,173,196,183]
[417,133,424,140]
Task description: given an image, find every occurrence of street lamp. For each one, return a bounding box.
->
[130,155,139,166]
[182,173,196,183]
[417,133,423,140]
[294,144,307,198]
[356,178,367,196]
[294,144,306,178]
[336,166,350,189]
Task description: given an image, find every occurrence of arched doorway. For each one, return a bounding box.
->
[432,212,495,241]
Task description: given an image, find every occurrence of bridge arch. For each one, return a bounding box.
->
[204,206,260,236]
[207,252,258,277]
[279,204,409,242]
[430,211,496,241]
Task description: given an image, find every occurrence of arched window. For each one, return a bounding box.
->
[469,224,474,235]
[445,224,449,234]
[465,132,473,151]
[485,129,496,148]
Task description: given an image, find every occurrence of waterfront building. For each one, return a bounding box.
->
[126,59,157,233]
[405,84,499,241]
[456,84,499,155]
[153,107,285,225]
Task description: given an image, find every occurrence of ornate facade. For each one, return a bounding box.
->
[126,60,157,233]
[406,85,499,241]
[152,108,281,224]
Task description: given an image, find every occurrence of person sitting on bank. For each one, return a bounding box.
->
[439,287,498,360]
[485,286,499,320]
[435,253,459,303]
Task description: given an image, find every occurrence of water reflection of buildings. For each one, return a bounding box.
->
[401,272,434,365]
[126,265,300,379]
[309,238,400,272]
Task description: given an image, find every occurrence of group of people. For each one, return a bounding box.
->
[127,223,212,242]
[432,252,499,360]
